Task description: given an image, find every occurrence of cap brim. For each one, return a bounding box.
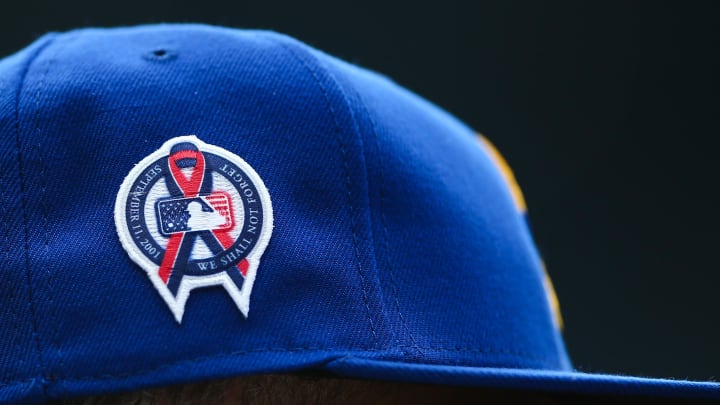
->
[325,357,720,399]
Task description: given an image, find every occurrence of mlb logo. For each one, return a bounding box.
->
[156,192,234,236]
[115,136,273,322]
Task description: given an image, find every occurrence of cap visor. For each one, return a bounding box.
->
[326,357,720,399]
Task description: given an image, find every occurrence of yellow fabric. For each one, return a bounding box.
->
[478,136,528,213]
[478,135,564,331]
[542,264,565,330]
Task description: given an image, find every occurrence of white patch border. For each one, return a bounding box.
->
[114,135,273,323]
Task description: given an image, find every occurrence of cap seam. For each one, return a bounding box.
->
[31,31,72,386]
[270,36,382,346]
[0,345,553,388]
[342,77,423,358]
[13,32,58,401]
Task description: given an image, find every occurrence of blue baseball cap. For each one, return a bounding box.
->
[0,24,717,403]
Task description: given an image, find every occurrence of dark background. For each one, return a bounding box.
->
[3,1,718,380]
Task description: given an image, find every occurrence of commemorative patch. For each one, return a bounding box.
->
[114,136,273,322]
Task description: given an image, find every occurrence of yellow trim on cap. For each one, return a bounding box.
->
[542,262,565,331]
[478,135,528,213]
[477,134,564,331]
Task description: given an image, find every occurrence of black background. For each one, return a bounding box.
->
[2,1,718,380]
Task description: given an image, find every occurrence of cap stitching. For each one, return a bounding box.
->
[348,80,424,358]
[319,69,399,348]
[32,33,66,384]
[273,38,379,343]
[0,346,551,387]
[1,120,20,383]
[13,33,58,400]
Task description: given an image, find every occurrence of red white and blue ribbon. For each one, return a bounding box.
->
[159,148,248,289]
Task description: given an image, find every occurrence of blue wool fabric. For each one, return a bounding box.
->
[0,24,717,403]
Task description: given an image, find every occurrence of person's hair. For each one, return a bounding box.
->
[52,373,572,405]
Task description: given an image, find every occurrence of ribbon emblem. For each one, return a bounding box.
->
[116,135,273,322]
[159,143,248,295]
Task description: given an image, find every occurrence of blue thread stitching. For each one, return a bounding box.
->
[273,38,379,342]
[323,72,399,350]
[353,84,424,357]
[32,34,64,384]
[34,37,59,382]
[317,61,399,351]
[0,345,551,388]
[13,34,57,400]
[0,148,20,375]
[0,378,36,389]
[60,347,545,381]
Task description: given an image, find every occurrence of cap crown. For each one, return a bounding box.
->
[0,24,568,401]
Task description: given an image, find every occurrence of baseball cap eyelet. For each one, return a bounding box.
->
[143,48,177,62]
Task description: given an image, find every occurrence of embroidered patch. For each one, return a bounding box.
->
[114,136,273,322]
